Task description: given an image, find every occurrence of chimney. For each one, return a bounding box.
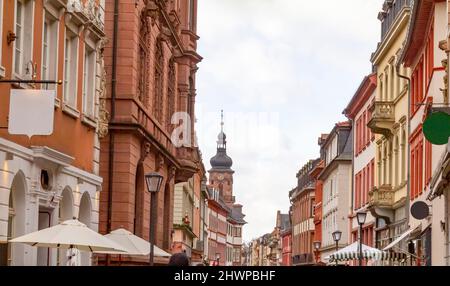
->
[234,204,243,214]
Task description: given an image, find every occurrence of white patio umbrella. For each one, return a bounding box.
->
[9,219,127,265]
[94,228,171,257]
[326,241,384,262]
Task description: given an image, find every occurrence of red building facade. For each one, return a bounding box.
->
[281,228,292,266]
[290,159,319,266]
[99,0,202,265]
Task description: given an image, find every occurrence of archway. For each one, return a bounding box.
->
[0,171,27,266]
[59,187,74,222]
[78,192,92,265]
[57,187,74,266]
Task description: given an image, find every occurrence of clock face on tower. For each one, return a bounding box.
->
[217,174,224,181]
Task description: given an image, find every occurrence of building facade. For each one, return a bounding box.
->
[318,122,353,262]
[206,187,227,266]
[0,0,106,266]
[99,0,203,265]
[343,73,377,259]
[280,213,292,266]
[207,114,245,266]
[368,0,412,260]
[290,160,318,266]
[172,148,207,265]
[311,158,325,263]
[400,0,448,266]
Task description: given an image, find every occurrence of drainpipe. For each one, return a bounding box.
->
[106,0,120,265]
[396,67,411,227]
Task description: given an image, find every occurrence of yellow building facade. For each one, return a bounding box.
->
[368,0,412,253]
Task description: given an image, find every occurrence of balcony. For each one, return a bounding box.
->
[368,101,395,136]
[368,184,395,224]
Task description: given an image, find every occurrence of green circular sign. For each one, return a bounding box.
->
[423,112,450,145]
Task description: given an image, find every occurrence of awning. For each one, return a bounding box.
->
[327,242,383,262]
[383,224,421,251]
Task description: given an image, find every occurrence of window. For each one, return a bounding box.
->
[188,0,195,31]
[167,59,175,130]
[0,0,5,76]
[425,21,434,86]
[63,29,79,108]
[153,40,164,122]
[410,128,424,200]
[42,12,59,89]
[137,13,149,104]
[14,0,34,78]
[82,46,96,118]
[425,139,432,185]
[411,57,424,114]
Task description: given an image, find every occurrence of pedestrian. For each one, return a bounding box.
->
[168,252,190,266]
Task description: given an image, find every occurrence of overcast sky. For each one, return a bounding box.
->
[195,0,385,242]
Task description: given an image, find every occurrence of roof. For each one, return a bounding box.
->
[318,121,351,149]
[279,214,290,232]
[336,128,353,161]
[229,206,247,224]
[399,0,434,67]
[343,73,377,119]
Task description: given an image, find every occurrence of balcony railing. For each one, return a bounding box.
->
[368,101,395,136]
[369,184,395,208]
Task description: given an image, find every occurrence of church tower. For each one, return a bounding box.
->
[209,110,235,206]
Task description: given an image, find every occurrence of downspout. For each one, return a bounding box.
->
[396,67,411,227]
[106,0,120,263]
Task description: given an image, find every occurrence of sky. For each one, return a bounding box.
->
[195,0,385,242]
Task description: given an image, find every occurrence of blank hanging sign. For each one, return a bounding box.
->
[8,89,55,138]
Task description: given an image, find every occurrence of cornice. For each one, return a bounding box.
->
[371,8,411,65]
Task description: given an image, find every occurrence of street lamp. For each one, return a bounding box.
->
[356,211,367,266]
[313,241,321,264]
[215,253,221,266]
[332,230,342,266]
[145,172,164,266]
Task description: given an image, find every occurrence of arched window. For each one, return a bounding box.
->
[154,40,164,122]
[166,58,176,130]
[137,13,150,104]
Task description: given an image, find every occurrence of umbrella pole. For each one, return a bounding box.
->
[119,254,121,266]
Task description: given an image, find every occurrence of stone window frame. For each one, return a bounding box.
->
[137,12,150,105]
[62,26,80,118]
[81,37,97,123]
[153,39,164,123]
[166,58,176,130]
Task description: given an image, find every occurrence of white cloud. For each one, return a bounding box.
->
[196,0,385,241]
